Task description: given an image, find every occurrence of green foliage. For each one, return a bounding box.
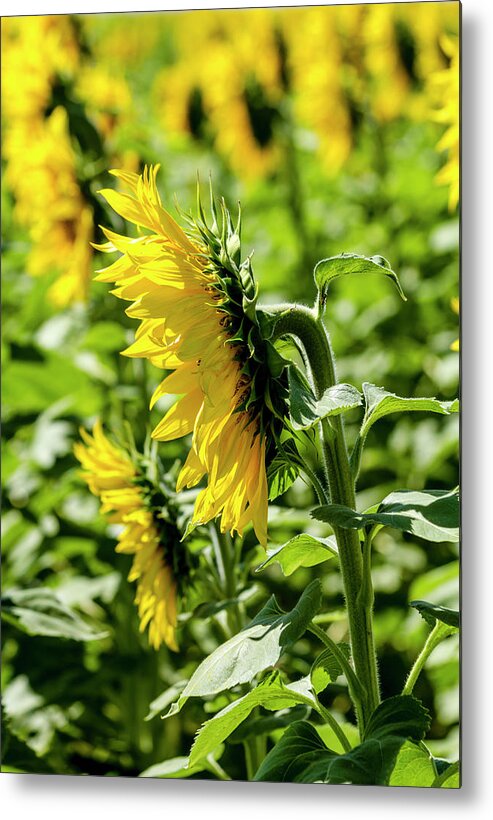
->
[189,674,317,767]
[410,600,460,629]
[255,696,430,784]
[351,383,459,477]
[1,588,108,641]
[360,384,459,439]
[139,747,225,779]
[310,643,351,691]
[165,581,322,717]
[432,761,460,788]
[312,488,459,543]
[287,366,362,430]
[388,741,437,787]
[314,253,406,310]
[256,534,337,577]
[1,7,459,783]
[266,438,301,500]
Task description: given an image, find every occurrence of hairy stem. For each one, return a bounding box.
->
[313,696,352,754]
[402,621,452,696]
[272,304,380,733]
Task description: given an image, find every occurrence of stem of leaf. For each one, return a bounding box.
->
[431,760,460,788]
[243,732,265,781]
[308,622,366,723]
[402,621,454,696]
[301,463,327,505]
[206,757,233,781]
[313,696,352,753]
[210,525,262,777]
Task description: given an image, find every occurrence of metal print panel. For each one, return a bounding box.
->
[1,1,460,788]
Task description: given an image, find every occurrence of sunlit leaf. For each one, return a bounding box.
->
[288,365,361,430]
[1,588,108,641]
[165,580,322,717]
[314,253,406,308]
[312,488,459,543]
[256,533,337,577]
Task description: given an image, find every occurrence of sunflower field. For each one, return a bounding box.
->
[1,3,460,786]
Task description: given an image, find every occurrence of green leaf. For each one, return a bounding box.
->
[351,384,459,478]
[139,746,224,779]
[288,365,361,430]
[314,253,406,307]
[310,644,351,693]
[312,488,459,543]
[266,439,301,501]
[256,534,337,577]
[228,705,311,745]
[1,588,108,642]
[255,696,430,785]
[316,722,360,755]
[362,695,431,743]
[165,580,322,718]
[432,761,460,788]
[388,741,437,787]
[360,383,459,439]
[139,756,201,779]
[145,680,188,722]
[189,675,317,767]
[253,721,398,784]
[410,600,460,630]
[1,703,55,774]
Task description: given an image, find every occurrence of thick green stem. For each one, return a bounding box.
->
[272,305,380,732]
[357,529,380,717]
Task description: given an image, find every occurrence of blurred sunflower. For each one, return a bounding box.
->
[152,9,284,180]
[430,33,460,211]
[451,296,460,352]
[94,166,289,545]
[282,6,353,174]
[2,16,94,306]
[74,421,184,651]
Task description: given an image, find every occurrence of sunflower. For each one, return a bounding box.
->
[430,33,459,212]
[2,16,94,306]
[450,296,459,352]
[74,421,184,651]
[94,166,289,546]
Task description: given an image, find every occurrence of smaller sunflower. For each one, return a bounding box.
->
[74,421,187,651]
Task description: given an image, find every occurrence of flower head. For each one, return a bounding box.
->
[74,421,187,651]
[2,17,93,306]
[95,166,289,546]
[429,34,459,211]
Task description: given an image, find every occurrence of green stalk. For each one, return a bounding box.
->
[206,758,233,781]
[209,525,261,777]
[272,305,380,733]
[313,697,352,754]
[308,622,365,710]
[402,621,452,696]
[209,525,243,637]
